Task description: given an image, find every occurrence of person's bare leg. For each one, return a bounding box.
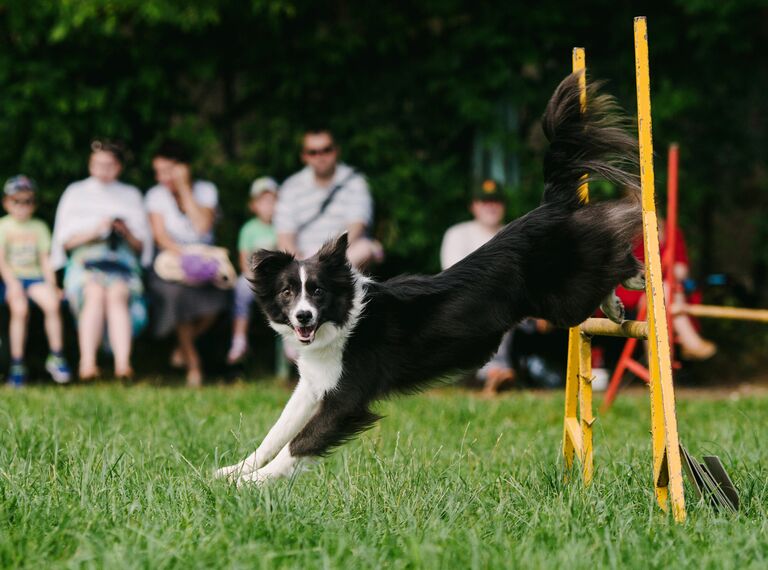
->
[178,322,203,387]
[191,314,217,338]
[78,281,106,378]
[228,316,249,364]
[171,314,213,364]
[670,290,716,360]
[105,281,132,377]
[27,283,64,353]
[232,317,248,339]
[674,313,717,360]
[170,346,186,368]
[6,287,29,361]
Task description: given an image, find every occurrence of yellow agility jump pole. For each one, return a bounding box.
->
[560,17,686,522]
[634,16,686,521]
[562,47,595,486]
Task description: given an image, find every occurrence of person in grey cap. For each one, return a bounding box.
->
[227,176,278,364]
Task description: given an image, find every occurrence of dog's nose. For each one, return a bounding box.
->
[296,311,314,325]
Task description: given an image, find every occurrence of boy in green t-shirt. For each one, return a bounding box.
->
[0,176,71,386]
[227,177,278,364]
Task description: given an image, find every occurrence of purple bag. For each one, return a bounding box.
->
[180,253,220,284]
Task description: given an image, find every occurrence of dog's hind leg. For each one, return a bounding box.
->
[600,289,626,324]
[215,379,321,481]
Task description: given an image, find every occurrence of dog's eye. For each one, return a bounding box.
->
[280,288,292,299]
[313,287,325,298]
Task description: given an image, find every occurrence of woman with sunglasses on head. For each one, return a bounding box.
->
[145,140,229,387]
[51,140,153,380]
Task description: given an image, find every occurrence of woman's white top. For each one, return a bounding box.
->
[51,176,153,269]
[144,181,218,246]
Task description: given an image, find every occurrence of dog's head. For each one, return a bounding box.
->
[250,233,356,347]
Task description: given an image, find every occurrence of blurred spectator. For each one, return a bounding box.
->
[616,221,716,360]
[440,179,515,394]
[146,141,229,387]
[510,317,567,389]
[51,141,153,380]
[227,176,278,364]
[275,128,383,268]
[0,176,71,386]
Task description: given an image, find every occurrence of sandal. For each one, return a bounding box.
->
[79,366,101,381]
[227,337,248,364]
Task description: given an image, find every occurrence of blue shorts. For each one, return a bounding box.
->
[0,277,45,300]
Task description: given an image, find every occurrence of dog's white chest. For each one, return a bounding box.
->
[298,344,345,397]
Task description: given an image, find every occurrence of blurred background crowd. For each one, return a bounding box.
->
[1,1,766,389]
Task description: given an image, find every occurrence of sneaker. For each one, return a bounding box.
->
[46,354,72,384]
[8,362,27,387]
[227,336,248,364]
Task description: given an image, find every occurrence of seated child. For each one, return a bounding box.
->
[617,221,716,360]
[227,177,278,364]
[0,176,71,385]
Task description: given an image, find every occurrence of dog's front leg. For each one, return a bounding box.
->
[215,379,321,481]
[236,444,310,487]
[237,392,380,487]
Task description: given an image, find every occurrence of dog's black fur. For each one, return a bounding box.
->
[250,72,642,462]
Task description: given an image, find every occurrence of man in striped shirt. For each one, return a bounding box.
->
[274,129,382,268]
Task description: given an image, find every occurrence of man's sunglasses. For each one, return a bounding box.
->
[10,197,35,206]
[303,145,335,157]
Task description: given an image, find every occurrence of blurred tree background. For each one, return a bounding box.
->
[0,0,766,301]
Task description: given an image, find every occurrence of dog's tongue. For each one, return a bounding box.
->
[295,325,316,343]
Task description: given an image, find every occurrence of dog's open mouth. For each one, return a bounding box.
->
[294,325,317,344]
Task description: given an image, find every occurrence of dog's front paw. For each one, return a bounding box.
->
[214,451,264,482]
[601,292,626,324]
[214,463,242,481]
[236,469,275,488]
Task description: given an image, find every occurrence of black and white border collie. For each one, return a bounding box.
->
[215,72,645,485]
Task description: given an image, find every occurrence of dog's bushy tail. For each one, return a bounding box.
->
[541,71,639,210]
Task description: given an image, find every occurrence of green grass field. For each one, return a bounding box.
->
[1,381,767,569]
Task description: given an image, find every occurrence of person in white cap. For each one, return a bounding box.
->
[227,176,278,364]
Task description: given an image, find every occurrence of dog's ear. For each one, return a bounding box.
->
[250,249,294,291]
[317,232,349,267]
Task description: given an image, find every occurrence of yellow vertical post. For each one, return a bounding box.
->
[562,47,594,484]
[578,331,594,483]
[563,327,581,472]
[633,16,686,522]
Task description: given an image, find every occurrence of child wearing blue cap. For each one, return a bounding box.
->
[0,175,71,385]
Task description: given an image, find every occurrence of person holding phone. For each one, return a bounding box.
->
[51,140,153,380]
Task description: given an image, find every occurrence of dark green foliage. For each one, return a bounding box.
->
[0,1,766,282]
